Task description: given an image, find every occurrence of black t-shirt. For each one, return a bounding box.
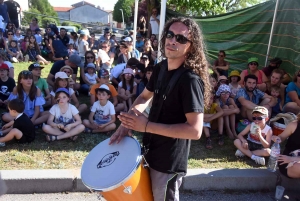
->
[57,35,70,47]
[0,77,15,101]
[4,1,20,19]
[49,60,78,81]
[13,113,35,142]
[144,61,204,174]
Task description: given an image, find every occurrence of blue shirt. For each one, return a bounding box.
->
[285,82,300,104]
[235,87,265,107]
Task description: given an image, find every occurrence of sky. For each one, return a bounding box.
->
[48,0,118,11]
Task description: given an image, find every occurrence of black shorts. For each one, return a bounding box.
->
[16,134,34,144]
[247,140,264,151]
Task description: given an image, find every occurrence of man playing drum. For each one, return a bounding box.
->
[110,17,211,200]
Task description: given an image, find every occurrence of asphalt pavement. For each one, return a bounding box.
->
[1,190,299,201]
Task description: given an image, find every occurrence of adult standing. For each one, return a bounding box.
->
[212,50,230,77]
[4,0,21,28]
[46,54,83,90]
[148,8,160,39]
[138,15,147,38]
[97,40,114,70]
[29,18,39,33]
[262,57,291,85]
[0,0,9,28]
[110,17,211,200]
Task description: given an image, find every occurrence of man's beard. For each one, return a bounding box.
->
[245,85,256,92]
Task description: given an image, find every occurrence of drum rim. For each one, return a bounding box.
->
[81,136,143,192]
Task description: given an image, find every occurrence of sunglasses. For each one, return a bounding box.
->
[221,92,230,95]
[86,56,94,59]
[252,117,265,121]
[64,71,71,74]
[7,33,13,35]
[20,70,32,75]
[249,62,258,66]
[166,30,191,44]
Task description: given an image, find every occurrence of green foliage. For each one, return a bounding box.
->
[23,0,59,27]
[113,0,134,23]
[61,21,82,30]
[167,0,266,16]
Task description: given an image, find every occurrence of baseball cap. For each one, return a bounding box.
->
[141,54,149,60]
[124,37,132,42]
[127,58,140,68]
[68,54,83,68]
[248,57,259,64]
[35,28,41,32]
[28,63,44,71]
[218,75,228,82]
[55,72,69,79]
[252,106,268,117]
[122,68,134,76]
[96,84,111,95]
[136,63,145,73]
[79,29,91,38]
[98,69,109,78]
[0,63,9,70]
[55,88,70,97]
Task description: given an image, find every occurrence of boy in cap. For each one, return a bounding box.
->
[0,63,15,108]
[234,106,273,165]
[89,69,124,113]
[83,84,116,134]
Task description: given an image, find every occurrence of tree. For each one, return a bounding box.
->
[113,0,134,23]
[167,0,267,16]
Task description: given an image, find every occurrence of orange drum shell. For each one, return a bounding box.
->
[101,161,153,201]
[272,123,285,136]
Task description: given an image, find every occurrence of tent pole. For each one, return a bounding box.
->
[133,0,139,53]
[265,0,279,67]
[157,0,167,62]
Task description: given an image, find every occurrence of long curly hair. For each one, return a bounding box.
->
[159,17,211,108]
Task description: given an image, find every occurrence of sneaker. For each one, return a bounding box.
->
[253,156,265,166]
[0,142,5,147]
[235,149,245,157]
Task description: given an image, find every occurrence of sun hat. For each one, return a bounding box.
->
[0,63,9,70]
[68,54,84,68]
[55,88,70,97]
[98,69,109,78]
[124,37,132,42]
[122,68,134,76]
[218,75,228,82]
[252,106,268,117]
[96,84,111,95]
[79,29,91,38]
[248,57,259,64]
[228,70,241,82]
[55,72,69,79]
[28,63,44,71]
[60,65,73,75]
[85,63,96,71]
[216,84,231,96]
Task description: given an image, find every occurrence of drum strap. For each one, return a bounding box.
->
[143,60,188,154]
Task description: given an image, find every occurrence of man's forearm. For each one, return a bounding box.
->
[128,94,152,115]
[241,100,257,110]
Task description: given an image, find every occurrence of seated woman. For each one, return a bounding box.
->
[239,57,268,87]
[272,115,300,179]
[283,70,300,114]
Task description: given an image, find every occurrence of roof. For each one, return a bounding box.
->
[105,10,113,13]
[71,1,95,7]
[53,7,72,12]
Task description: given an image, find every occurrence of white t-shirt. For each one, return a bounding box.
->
[85,73,97,85]
[69,38,79,49]
[13,35,24,43]
[97,49,110,63]
[110,63,126,79]
[50,88,74,97]
[118,81,137,91]
[91,101,115,122]
[0,16,4,30]
[149,15,160,34]
[78,39,89,57]
[49,103,79,125]
[247,122,271,144]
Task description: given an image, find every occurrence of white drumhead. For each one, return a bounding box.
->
[81,137,142,191]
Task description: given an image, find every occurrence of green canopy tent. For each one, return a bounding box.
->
[165,0,300,76]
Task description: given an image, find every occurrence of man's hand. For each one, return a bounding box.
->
[109,125,132,145]
[118,108,148,132]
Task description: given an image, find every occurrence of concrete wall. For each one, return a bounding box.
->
[57,12,70,23]
[69,5,109,24]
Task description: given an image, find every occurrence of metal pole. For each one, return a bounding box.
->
[119,9,124,29]
[133,0,138,51]
[265,0,279,67]
[157,0,167,62]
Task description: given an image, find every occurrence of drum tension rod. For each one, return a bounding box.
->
[142,155,149,168]
[122,184,132,194]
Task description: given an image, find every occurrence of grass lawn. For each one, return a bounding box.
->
[0,62,272,170]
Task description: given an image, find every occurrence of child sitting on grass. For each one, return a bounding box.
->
[0,99,35,147]
[270,85,282,117]
[83,84,116,134]
[203,92,224,149]
[0,63,15,108]
[42,88,85,141]
[234,106,272,166]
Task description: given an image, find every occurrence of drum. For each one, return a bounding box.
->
[81,136,153,201]
[272,122,286,136]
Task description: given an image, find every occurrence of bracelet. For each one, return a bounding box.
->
[145,120,149,133]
